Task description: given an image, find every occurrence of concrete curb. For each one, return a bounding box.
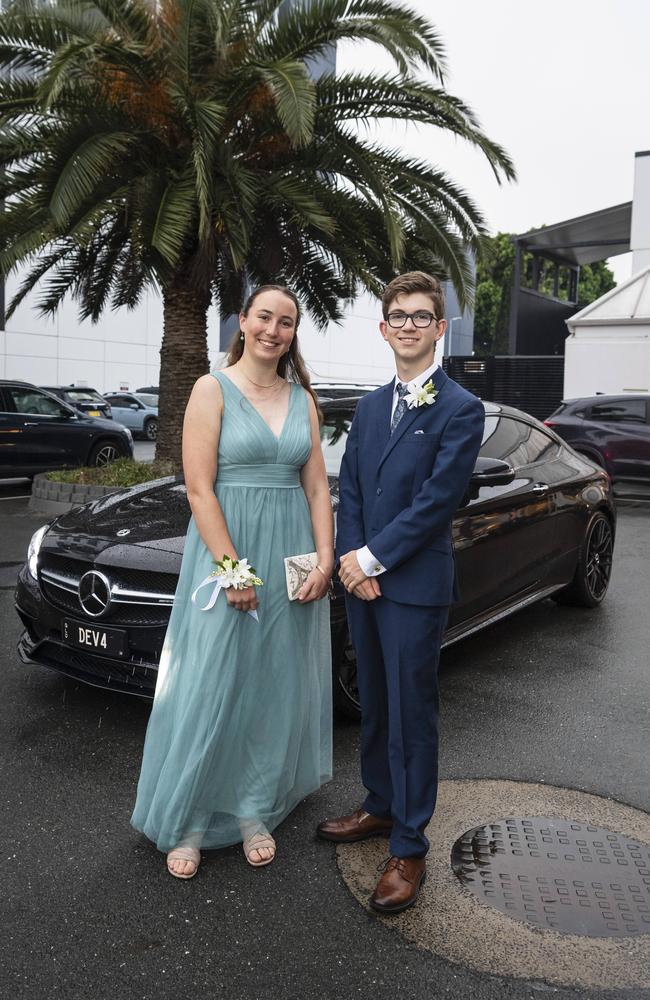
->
[28,473,121,516]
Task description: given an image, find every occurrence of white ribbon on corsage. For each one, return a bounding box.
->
[191,573,259,621]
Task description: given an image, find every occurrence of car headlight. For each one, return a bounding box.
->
[27,524,50,580]
[123,427,133,442]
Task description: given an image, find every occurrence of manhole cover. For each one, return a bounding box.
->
[452,817,650,937]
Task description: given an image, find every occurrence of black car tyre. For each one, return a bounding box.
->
[553,511,614,608]
[333,633,361,721]
[87,440,121,467]
[144,418,158,442]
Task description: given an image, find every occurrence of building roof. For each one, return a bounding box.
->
[515,202,632,266]
[567,265,650,328]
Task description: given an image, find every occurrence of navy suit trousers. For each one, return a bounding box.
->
[346,594,448,858]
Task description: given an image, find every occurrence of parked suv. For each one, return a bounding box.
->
[545,395,650,491]
[103,392,158,441]
[0,381,133,478]
[40,385,112,420]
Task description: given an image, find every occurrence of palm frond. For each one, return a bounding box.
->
[151,172,197,264]
[48,131,141,224]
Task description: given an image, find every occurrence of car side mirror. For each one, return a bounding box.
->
[470,457,516,486]
[129,403,139,410]
[461,457,516,506]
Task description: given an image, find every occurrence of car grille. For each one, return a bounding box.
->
[39,552,176,626]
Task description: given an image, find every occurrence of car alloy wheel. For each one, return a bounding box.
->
[584,513,614,603]
[145,419,158,441]
[93,443,119,467]
[554,511,614,608]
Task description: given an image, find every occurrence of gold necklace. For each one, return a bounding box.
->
[240,367,281,390]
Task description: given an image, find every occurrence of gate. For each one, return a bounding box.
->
[442,356,565,421]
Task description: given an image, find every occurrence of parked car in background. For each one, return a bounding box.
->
[0,380,133,478]
[135,386,158,395]
[311,382,379,401]
[40,385,112,420]
[103,392,158,441]
[16,399,615,719]
[545,395,650,493]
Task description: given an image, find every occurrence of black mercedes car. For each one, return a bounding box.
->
[15,399,616,719]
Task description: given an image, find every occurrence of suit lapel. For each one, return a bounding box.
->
[377,368,449,471]
[372,381,394,456]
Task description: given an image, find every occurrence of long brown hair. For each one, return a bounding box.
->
[225,284,322,420]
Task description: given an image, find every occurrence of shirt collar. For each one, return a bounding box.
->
[394,360,439,393]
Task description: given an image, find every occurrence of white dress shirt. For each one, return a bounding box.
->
[356,361,439,577]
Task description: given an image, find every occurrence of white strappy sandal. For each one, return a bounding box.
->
[166,846,201,879]
[243,831,276,867]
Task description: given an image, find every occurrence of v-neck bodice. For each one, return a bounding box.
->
[210,370,312,481]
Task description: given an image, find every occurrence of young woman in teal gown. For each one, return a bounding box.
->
[131,285,334,878]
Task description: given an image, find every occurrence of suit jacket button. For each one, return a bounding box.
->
[376,487,382,495]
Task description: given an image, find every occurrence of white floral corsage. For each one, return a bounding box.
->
[404,379,438,409]
[191,555,263,620]
[211,555,263,590]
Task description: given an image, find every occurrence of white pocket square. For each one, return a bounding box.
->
[414,429,424,435]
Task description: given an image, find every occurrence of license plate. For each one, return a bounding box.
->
[62,618,128,658]
[87,409,101,417]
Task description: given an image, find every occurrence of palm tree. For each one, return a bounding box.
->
[0,0,515,464]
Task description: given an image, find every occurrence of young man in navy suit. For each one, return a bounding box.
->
[317,272,485,913]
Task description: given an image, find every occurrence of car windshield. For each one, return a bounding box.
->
[320,409,353,475]
[135,394,158,408]
[65,389,104,403]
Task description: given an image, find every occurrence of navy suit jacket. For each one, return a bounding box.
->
[336,368,485,607]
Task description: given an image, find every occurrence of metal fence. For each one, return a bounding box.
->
[442,356,565,421]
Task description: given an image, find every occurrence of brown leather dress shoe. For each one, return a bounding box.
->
[316,808,393,843]
[369,856,426,914]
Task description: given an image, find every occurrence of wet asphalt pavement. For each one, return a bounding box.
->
[1,485,649,1000]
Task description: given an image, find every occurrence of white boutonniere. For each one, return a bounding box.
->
[404,379,438,409]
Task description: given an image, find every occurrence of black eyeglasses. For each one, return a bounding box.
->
[387,310,438,329]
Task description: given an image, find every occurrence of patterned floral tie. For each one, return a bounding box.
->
[390,382,410,434]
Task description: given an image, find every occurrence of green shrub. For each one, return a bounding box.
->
[46,458,178,487]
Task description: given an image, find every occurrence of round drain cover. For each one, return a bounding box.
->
[452,816,650,937]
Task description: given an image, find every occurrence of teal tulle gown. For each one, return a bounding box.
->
[131,372,332,852]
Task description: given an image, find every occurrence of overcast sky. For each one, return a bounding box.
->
[337,0,650,283]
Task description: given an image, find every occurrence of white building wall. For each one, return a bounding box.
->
[631,150,650,273]
[2,274,224,391]
[564,325,650,398]
[297,291,394,385]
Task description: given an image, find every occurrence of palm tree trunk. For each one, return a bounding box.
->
[156,274,211,467]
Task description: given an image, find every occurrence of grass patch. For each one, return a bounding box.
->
[45,458,179,487]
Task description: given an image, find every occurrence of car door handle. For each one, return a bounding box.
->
[531,483,549,493]
[24,422,39,427]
